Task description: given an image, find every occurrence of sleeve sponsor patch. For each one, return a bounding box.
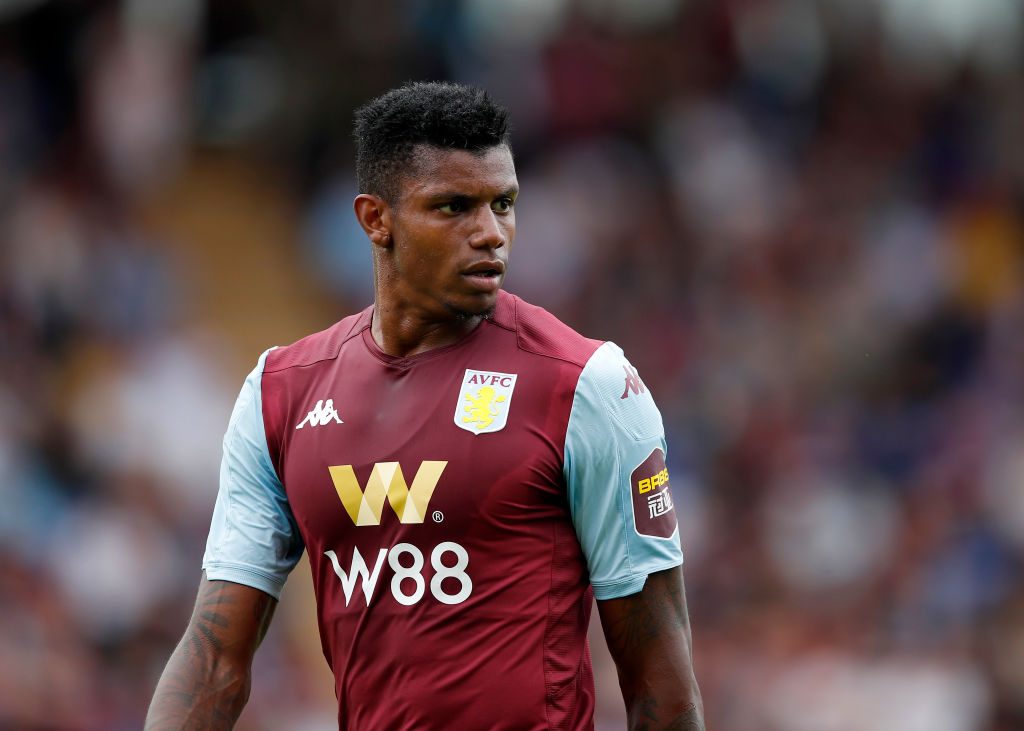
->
[631,448,677,539]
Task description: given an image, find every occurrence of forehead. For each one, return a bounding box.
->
[399,144,517,199]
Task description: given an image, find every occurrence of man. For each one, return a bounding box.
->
[146,82,703,730]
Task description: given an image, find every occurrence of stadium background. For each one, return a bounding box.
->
[2,0,1023,729]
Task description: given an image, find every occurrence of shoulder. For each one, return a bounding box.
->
[571,341,664,442]
[264,305,372,374]
[491,291,602,368]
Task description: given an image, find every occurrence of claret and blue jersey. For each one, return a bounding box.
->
[203,290,683,730]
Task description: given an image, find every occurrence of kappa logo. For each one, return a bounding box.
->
[296,399,344,429]
[455,369,517,434]
[620,365,645,400]
[329,461,447,526]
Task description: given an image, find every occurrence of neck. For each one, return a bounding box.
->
[370,296,485,358]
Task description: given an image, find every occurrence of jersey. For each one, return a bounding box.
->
[202,291,683,730]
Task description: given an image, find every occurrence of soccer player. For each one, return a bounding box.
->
[146,82,703,730]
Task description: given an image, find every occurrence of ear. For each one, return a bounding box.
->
[353,193,393,249]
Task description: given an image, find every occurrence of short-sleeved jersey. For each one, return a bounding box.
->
[203,291,682,730]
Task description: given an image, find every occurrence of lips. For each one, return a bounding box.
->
[461,260,505,277]
[461,260,505,293]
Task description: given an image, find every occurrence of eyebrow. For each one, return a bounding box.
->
[425,186,519,202]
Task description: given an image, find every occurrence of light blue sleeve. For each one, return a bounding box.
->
[202,348,304,599]
[564,341,684,600]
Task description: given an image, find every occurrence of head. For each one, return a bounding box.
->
[352,81,518,320]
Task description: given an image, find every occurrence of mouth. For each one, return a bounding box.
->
[461,261,505,292]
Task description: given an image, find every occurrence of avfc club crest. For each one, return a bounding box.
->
[455,369,517,435]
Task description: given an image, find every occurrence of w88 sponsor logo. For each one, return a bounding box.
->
[325,542,472,607]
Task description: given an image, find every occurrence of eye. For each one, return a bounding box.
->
[491,197,514,214]
[438,200,466,214]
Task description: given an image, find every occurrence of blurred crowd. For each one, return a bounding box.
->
[2,1,1023,729]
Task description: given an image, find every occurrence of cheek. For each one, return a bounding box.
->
[501,213,515,242]
[399,229,457,281]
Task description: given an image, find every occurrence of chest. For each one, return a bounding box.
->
[268,349,577,552]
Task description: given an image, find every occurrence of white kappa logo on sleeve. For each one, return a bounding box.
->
[455,370,517,435]
[296,399,344,429]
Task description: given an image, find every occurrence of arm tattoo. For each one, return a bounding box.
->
[634,699,705,731]
[145,579,276,730]
[601,573,689,654]
[664,705,705,731]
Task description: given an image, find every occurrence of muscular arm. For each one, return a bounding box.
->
[597,566,704,731]
[145,575,277,730]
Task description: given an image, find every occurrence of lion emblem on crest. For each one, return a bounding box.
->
[463,386,507,431]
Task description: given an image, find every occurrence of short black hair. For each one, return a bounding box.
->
[353,81,511,201]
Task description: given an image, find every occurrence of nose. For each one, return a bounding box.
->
[469,208,507,250]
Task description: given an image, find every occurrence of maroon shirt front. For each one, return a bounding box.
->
[261,291,602,730]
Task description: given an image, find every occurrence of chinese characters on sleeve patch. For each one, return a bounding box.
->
[631,448,677,539]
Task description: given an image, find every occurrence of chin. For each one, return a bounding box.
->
[444,294,499,321]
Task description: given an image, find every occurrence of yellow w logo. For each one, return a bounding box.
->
[328,461,447,526]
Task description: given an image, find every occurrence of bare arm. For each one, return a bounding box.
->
[597,566,704,731]
[145,575,277,730]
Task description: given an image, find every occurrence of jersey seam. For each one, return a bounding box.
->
[360,321,490,369]
[515,338,599,369]
[483,310,516,334]
[606,403,662,443]
[222,429,241,549]
[258,379,287,489]
[250,348,278,488]
[542,520,556,731]
[591,558,684,598]
[560,361,590,483]
[590,559,684,590]
[614,445,636,576]
[203,560,286,589]
[591,576,644,592]
[510,294,602,369]
[222,372,261,551]
[262,321,369,374]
